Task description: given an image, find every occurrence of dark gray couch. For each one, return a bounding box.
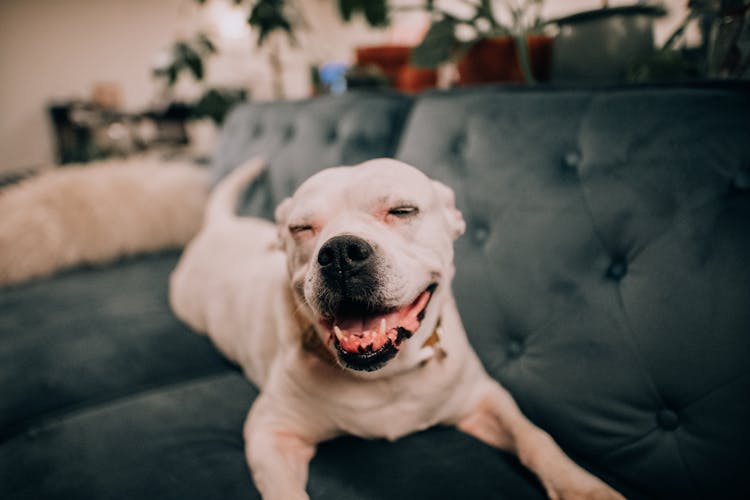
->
[2,85,749,499]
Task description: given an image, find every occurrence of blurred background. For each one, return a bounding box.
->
[1,0,747,177]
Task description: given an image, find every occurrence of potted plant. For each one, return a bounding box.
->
[353,44,439,93]
[152,29,248,157]
[704,0,750,77]
[411,0,552,84]
[629,0,750,82]
[338,0,438,93]
[152,32,217,99]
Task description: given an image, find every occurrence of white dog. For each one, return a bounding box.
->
[170,158,624,500]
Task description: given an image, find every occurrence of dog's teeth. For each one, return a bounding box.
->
[379,319,386,335]
[333,326,344,341]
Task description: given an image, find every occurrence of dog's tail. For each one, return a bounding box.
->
[204,156,266,224]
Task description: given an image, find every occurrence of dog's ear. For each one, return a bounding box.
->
[274,197,292,244]
[432,180,465,240]
[275,197,292,225]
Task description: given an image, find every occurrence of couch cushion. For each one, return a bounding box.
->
[212,91,413,219]
[0,252,232,442]
[0,371,552,500]
[396,86,750,498]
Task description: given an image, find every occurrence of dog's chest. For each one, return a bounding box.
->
[319,371,452,441]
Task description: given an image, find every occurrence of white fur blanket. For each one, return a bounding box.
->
[0,157,210,286]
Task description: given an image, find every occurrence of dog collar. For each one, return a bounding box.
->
[299,319,447,370]
[418,319,447,366]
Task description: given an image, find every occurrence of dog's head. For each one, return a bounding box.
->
[275,159,465,376]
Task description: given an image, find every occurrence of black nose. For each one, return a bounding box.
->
[317,235,373,278]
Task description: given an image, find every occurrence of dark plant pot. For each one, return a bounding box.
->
[548,5,666,83]
[457,35,553,85]
[396,66,438,93]
[355,45,412,84]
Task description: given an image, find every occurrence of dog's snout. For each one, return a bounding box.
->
[318,235,373,274]
[316,235,378,309]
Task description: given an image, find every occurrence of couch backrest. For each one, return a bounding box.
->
[212,91,412,219]
[212,85,750,498]
[396,86,750,498]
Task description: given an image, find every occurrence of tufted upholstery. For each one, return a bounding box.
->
[213,91,412,219]
[1,85,748,500]
[396,87,750,498]
[213,85,750,497]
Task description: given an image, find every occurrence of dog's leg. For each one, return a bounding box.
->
[456,381,624,500]
[243,396,319,500]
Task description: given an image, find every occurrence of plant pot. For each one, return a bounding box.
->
[548,5,666,83]
[457,35,553,85]
[355,45,412,84]
[356,45,437,93]
[396,66,438,93]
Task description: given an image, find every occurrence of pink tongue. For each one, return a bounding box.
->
[334,290,431,353]
[336,308,402,333]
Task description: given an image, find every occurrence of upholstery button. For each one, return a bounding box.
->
[606,257,628,281]
[252,124,263,137]
[283,125,295,141]
[562,150,582,170]
[507,339,524,358]
[657,409,680,430]
[472,223,490,245]
[326,128,338,143]
[451,135,465,156]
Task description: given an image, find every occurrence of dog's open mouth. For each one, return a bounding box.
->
[322,284,436,371]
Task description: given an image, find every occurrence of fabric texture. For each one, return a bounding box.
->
[212,91,413,219]
[396,87,750,498]
[1,84,748,499]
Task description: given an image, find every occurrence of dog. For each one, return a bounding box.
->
[169,158,624,500]
[0,157,209,286]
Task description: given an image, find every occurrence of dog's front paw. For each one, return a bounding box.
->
[542,470,625,500]
[548,486,624,500]
[262,489,310,500]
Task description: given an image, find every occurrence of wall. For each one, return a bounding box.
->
[0,0,688,174]
[0,0,198,173]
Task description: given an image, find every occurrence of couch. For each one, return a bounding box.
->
[2,84,748,499]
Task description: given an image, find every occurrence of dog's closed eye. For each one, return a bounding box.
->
[388,206,419,217]
[289,224,313,235]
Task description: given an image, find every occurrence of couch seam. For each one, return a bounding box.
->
[672,430,706,499]
[572,95,705,497]
[678,370,749,412]
[621,192,731,267]
[390,98,418,159]
[574,95,668,411]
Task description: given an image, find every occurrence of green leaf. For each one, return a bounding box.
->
[248,0,295,47]
[167,65,178,86]
[196,33,217,54]
[186,53,204,80]
[338,0,354,22]
[411,18,457,68]
[363,0,389,27]
[175,42,204,80]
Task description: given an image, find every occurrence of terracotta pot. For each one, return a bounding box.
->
[457,35,553,85]
[355,45,412,84]
[396,66,438,93]
[355,45,437,93]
